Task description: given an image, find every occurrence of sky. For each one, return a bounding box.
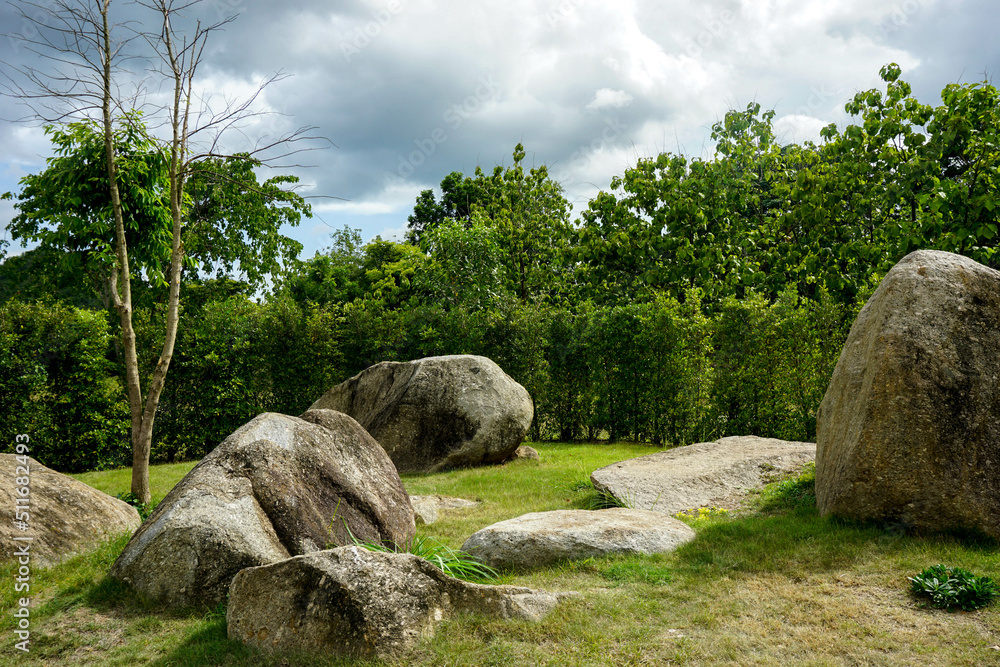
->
[1,0,999,263]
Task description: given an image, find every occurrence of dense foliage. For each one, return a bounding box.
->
[4,65,1000,470]
[0,301,129,471]
[909,565,999,611]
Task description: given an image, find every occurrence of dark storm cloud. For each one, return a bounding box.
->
[4,0,997,252]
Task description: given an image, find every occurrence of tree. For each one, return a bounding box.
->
[405,171,483,245]
[5,0,317,501]
[472,144,574,302]
[418,214,511,311]
[7,115,172,310]
[406,144,574,302]
[280,226,366,306]
[578,103,797,305]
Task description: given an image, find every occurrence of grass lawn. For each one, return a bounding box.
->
[2,442,999,666]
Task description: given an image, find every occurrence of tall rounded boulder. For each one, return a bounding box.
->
[816,250,1000,537]
[310,355,533,473]
[110,410,414,608]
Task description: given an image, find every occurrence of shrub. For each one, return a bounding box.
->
[0,300,129,471]
[909,565,999,611]
[711,287,845,441]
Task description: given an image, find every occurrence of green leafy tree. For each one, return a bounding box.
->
[406,144,573,302]
[418,214,512,311]
[471,144,574,302]
[578,103,798,305]
[0,246,104,309]
[7,116,172,307]
[405,171,483,245]
[183,155,308,285]
[281,226,367,306]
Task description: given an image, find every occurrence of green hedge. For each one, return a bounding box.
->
[0,289,851,472]
[0,300,129,471]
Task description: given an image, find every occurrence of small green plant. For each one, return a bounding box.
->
[909,565,999,611]
[584,489,632,510]
[570,479,634,510]
[116,492,152,521]
[349,531,500,583]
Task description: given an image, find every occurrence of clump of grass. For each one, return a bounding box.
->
[568,479,632,510]
[745,462,816,514]
[351,532,500,583]
[909,565,999,611]
[585,489,632,510]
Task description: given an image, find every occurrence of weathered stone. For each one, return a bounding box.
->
[409,495,481,525]
[513,445,540,460]
[310,355,533,473]
[111,410,414,607]
[0,455,140,568]
[590,436,816,515]
[816,250,1000,537]
[227,546,575,659]
[461,508,695,570]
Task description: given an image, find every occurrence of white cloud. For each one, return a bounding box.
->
[586,88,634,110]
[774,114,831,145]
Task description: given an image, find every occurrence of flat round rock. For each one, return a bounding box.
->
[461,508,695,570]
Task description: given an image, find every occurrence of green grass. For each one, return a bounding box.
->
[4,442,999,666]
[72,461,197,510]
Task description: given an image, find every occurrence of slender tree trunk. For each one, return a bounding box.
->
[96,0,150,503]
[129,4,195,504]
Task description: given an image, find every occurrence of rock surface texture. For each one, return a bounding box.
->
[227,546,575,659]
[590,436,816,515]
[0,454,140,568]
[310,355,533,473]
[409,495,481,525]
[512,445,540,460]
[461,509,696,570]
[816,250,1000,537]
[111,410,414,607]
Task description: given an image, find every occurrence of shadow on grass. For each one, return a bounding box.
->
[671,466,1000,579]
[147,619,385,667]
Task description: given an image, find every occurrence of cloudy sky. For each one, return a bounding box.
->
[1,0,998,261]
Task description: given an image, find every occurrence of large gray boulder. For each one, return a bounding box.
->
[590,436,816,516]
[816,250,1000,537]
[310,355,533,473]
[110,410,414,607]
[461,509,696,570]
[227,546,576,659]
[0,455,140,568]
